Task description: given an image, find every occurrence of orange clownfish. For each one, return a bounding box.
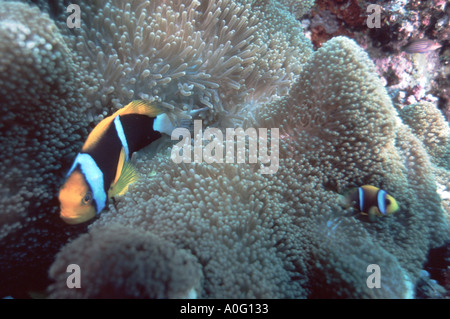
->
[343,185,399,221]
[58,100,178,224]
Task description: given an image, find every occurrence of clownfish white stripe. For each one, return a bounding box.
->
[377,189,387,215]
[114,115,129,160]
[358,187,365,212]
[70,153,107,214]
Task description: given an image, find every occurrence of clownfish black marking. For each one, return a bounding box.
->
[343,185,399,221]
[58,100,179,224]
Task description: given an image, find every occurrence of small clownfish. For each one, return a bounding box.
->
[343,185,399,221]
[58,100,181,224]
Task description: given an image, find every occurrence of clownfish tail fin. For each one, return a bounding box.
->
[154,106,210,136]
[188,107,210,117]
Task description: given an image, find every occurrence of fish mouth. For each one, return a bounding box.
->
[60,215,85,225]
[60,209,94,225]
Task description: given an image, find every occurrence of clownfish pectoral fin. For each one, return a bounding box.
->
[108,159,139,198]
[113,147,127,186]
[368,206,381,222]
[108,148,139,199]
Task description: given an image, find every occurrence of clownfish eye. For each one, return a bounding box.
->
[82,192,93,205]
[386,198,391,206]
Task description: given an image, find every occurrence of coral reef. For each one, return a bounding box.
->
[303,0,450,120]
[0,0,312,297]
[45,0,312,126]
[49,37,448,298]
[399,101,450,170]
[48,224,203,298]
[399,101,450,228]
[0,1,91,297]
[256,36,448,297]
[0,0,448,298]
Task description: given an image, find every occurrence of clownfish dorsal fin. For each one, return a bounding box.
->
[82,115,116,152]
[117,100,165,118]
[108,148,139,198]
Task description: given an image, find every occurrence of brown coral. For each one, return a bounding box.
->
[0,1,90,296]
[48,224,203,298]
[399,102,450,170]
